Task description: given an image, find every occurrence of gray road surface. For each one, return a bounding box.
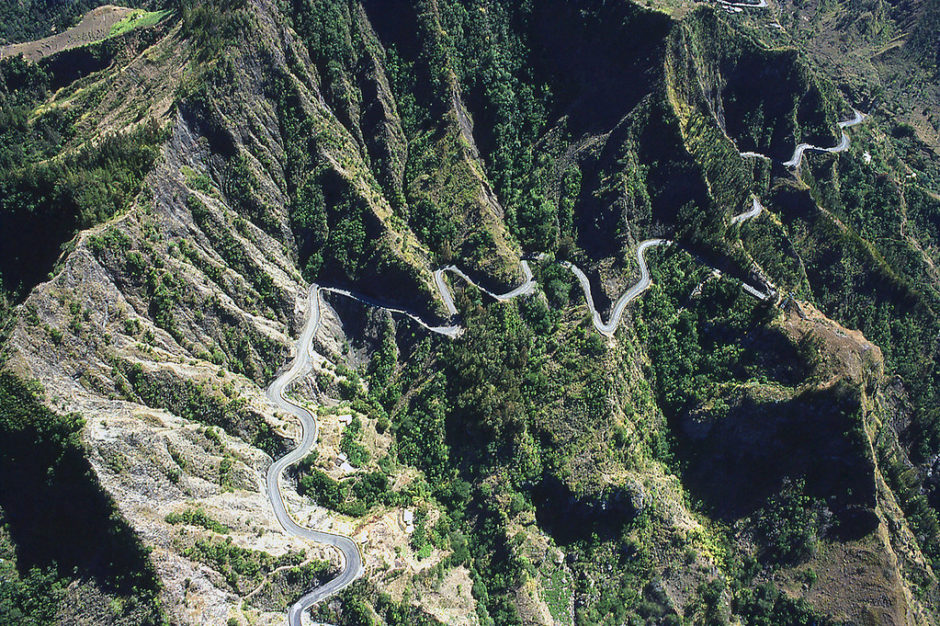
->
[265,286,364,626]
[784,109,866,169]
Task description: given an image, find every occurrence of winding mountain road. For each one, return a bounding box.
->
[320,286,462,337]
[730,197,765,225]
[265,285,364,626]
[784,109,866,169]
[562,239,671,336]
[267,105,865,624]
[433,261,536,317]
[717,0,769,9]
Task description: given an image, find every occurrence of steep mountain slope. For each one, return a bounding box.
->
[0,0,119,46]
[1,0,939,625]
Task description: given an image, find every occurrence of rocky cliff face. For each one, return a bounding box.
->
[2,0,940,624]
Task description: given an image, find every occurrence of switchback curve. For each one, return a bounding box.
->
[784,109,866,168]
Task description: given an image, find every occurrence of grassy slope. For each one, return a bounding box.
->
[109,9,172,38]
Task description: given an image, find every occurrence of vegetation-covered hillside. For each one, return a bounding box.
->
[1,0,939,625]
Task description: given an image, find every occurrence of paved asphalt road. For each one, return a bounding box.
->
[433,260,536,317]
[562,239,671,336]
[784,109,866,168]
[730,197,765,225]
[265,285,364,626]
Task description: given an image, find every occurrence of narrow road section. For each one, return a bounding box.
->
[433,261,536,317]
[717,0,768,8]
[730,197,765,225]
[265,285,364,626]
[562,239,671,336]
[321,286,461,337]
[784,109,866,169]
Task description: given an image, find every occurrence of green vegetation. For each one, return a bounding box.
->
[733,582,838,626]
[176,0,252,62]
[181,165,217,195]
[380,295,633,622]
[297,468,395,518]
[186,194,284,320]
[349,235,869,622]
[384,0,556,253]
[368,318,401,411]
[908,0,940,69]
[183,537,303,591]
[108,10,172,38]
[0,100,164,300]
[340,415,370,467]
[753,479,821,565]
[314,579,444,625]
[637,252,774,415]
[85,222,286,387]
[778,143,940,571]
[245,558,333,611]
[539,562,572,624]
[118,361,285,457]
[0,536,65,626]
[879,436,940,571]
[3,0,940,623]
[798,156,940,458]
[165,507,231,534]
